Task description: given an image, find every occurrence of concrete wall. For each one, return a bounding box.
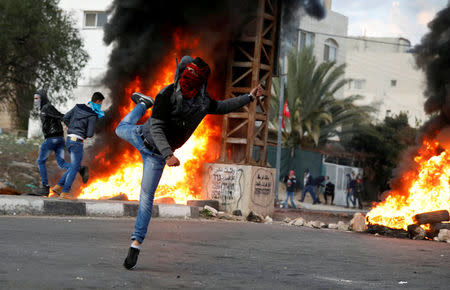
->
[202,163,276,217]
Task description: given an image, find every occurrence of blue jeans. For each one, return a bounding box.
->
[301,185,319,203]
[57,138,84,193]
[37,137,70,186]
[284,191,297,209]
[346,190,356,207]
[115,103,166,244]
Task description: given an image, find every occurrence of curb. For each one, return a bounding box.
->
[0,195,199,218]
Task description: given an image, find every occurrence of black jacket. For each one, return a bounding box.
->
[325,182,335,194]
[36,89,64,139]
[286,176,297,192]
[142,56,252,158]
[63,104,98,139]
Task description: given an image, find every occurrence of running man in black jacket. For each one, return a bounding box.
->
[118,56,264,270]
[34,89,70,196]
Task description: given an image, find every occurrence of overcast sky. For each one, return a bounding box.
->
[332,0,448,45]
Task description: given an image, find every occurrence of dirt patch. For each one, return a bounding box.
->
[0,134,45,193]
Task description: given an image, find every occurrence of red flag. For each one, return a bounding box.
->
[282,100,290,129]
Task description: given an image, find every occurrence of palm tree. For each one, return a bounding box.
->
[270,47,375,150]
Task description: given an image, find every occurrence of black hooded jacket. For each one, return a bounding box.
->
[36,89,64,139]
[63,104,98,139]
[142,56,253,159]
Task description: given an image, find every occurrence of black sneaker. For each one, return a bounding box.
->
[123,247,140,270]
[131,92,154,109]
[79,166,89,184]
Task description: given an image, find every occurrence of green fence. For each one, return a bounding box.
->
[265,146,323,187]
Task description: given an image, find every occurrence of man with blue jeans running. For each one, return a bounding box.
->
[301,173,328,204]
[34,90,89,196]
[52,92,105,199]
[33,89,70,196]
[119,55,264,270]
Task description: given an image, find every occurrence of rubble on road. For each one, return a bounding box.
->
[407,224,426,240]
[246,211,264,223]
[264,216,273,224]
[291,217,305,226]
[328,223,338,229]
[435,229,450,243]
[232,209,242,216]
[350,213,367,232]
[337,221,350,231]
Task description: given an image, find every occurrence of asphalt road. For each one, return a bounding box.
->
[0,216,449,289]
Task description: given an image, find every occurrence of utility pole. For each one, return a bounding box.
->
[274,57,286,202]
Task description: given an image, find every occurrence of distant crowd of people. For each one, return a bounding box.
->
[282,169,363,209]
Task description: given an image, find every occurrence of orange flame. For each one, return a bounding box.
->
[366,139,450,230]
[77,31,221,204]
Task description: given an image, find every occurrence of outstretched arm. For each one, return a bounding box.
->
[208,84,264,114]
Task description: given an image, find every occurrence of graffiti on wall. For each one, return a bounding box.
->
[205,165,243,207]
[251,169,274,207]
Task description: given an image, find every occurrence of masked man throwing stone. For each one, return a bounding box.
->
[117,56,264,270]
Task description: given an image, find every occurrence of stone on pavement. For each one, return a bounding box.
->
[232,209,242,216]
[311,220,322,229]
[437,229,450,242]
[350,212,367,232]
[337,221,349,231]
[264,216,273,224]
[246,211,264,223]
[328,223,338,229]
[292,217,304,226]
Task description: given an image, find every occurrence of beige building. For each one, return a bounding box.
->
[344,37,427,126]
[296,0,348,97]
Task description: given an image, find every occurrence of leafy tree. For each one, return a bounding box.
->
[0,0,88,129]
[270,47,374,151]
[345,112,417,200]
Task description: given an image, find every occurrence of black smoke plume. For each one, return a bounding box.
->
[414,6,450,139]
[81,0,325,192]
[390,6,450,192]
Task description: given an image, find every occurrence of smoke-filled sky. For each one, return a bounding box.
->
[332,0,448,45]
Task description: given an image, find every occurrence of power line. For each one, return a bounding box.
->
[298,28,413,48]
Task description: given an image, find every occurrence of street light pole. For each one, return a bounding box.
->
[274,57,286,203]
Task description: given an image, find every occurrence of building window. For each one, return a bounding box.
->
[353,79,366,90]
[324,38,338,62]
[391,80,397,87]
[84,12,107,28]
[298,30,315,52]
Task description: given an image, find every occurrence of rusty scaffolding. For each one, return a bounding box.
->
[219,0,279,166]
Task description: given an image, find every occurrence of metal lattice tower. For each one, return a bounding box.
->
[219,0,279,166]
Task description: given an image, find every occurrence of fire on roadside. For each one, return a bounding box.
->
[366,138,450,230]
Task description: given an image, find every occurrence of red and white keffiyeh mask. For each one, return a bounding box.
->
[179,62,210,99]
